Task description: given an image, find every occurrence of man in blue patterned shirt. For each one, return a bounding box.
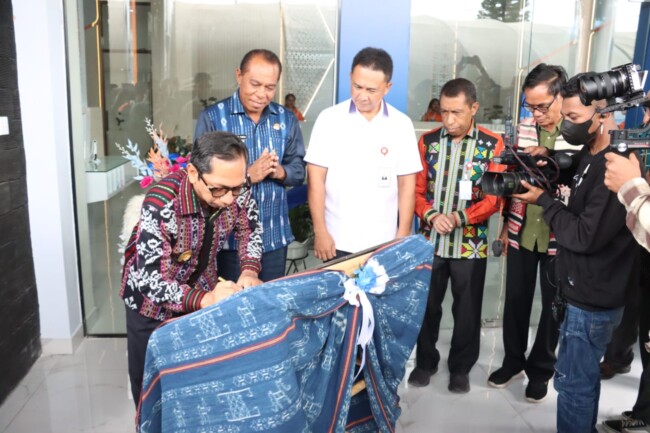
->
[195,49,306,281]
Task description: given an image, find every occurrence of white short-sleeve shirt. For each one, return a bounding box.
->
[305,99,422,253]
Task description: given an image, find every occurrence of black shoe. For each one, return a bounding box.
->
[525,380,548,403]
[600,361,632,380]
[448,373,470,393]
[407,366,437,387]
[622,410,635,420]
[602,418,648,432]
[487,368,524,389]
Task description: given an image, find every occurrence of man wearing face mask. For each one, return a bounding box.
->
[511,74,639,433]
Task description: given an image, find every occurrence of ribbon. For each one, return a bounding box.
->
[342,258,389,380]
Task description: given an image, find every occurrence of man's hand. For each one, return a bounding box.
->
[431,214,457,235]
[200,280,241,308]
[237,269,263,288]
[248,149,279,183]
[314,230,336,261]
[605,152,642,193]
[522,145,550,158]
[498,223,509,256]
[511,180,544,204]
[267,150,286,181]
[522,146,550,167]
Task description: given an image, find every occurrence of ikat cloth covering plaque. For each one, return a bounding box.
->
[137,235,434,433]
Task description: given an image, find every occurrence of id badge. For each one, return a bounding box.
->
[459,180,473,200]
[378,167,391,187]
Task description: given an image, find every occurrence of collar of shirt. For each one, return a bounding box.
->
[230,89,279,119]
[440,118,478,141]
[536,118,562,138]
[348,99,390,118]
[178,171,203,216]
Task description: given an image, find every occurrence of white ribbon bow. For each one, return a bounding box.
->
[342,258,389,380]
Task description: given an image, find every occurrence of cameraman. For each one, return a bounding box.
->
[488,64,568,403]
[512,74,638,433]
[600,101,650,433]
[604,101,650,251]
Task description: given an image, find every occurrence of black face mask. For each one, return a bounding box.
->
[560,117,598,146]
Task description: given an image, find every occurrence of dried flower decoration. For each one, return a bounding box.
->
[115,118,190,189]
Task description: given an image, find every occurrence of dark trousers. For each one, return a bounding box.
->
[217,246,288,282]
[632,248,650,422]
[126,307,162,406]
[603,249,643,368]
[501,245,559,382]
[415,256,487,375]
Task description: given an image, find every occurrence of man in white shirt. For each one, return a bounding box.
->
[305,47,422,259]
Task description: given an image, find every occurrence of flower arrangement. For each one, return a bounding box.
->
[115,118,190,188]
[351,259,390,294]
[343,258,390,378]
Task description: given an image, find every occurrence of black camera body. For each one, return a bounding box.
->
[479,149,573,197]
[578,63,647,112]
[577,63,650,153]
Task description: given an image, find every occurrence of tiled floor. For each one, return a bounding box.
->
[0,328,644,433]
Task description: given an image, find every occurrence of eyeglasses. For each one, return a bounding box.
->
[522,96,557,114]
[199,173,249,198]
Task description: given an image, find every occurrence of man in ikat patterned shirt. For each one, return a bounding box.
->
[408,78,504,394]
[120,131,263,405]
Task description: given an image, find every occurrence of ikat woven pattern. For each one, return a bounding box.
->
[137,235,434,433]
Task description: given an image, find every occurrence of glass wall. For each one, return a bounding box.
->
[72,0,338,335]
[407,0,640,327]
[408,0,640,125]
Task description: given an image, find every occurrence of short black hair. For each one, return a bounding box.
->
[351,47,393,82]
[239,49,282,78]
[522,63,568,96]
[561,73,585,99]
[191,131,248,174]
[440,78,477,105]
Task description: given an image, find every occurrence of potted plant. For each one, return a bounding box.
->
[288,203,313,243]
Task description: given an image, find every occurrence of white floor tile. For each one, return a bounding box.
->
[1,327,646,432]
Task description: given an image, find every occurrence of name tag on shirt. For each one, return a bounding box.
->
[378,167,391,187]
[459,180,473,200]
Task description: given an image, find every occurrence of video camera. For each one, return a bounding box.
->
[479,63,649,197]
[578,63,650,152]
[479,149,573,197]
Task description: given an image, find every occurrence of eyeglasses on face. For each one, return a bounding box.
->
[198,172,249,198]
[522,95,557,114]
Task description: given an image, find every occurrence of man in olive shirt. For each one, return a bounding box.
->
[488,64,569,403]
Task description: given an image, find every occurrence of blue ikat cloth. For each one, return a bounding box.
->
[137,235,434,433]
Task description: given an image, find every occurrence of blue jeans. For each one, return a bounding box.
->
[554,304,624,433]
[217,247,288,282]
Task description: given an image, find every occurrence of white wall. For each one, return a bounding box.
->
[12,0,83,352]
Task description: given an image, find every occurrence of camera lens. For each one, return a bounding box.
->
[479,172,530,197]
[578,69,629,106]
